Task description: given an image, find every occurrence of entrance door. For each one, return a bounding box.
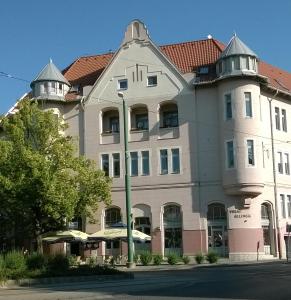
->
[208,225,228,257]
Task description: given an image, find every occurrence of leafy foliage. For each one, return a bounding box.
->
[195,253,205,264]
[0,99,111,252]
[26,252,47,270]
[167,253,180,265]
[3,251,26,271]
[153,254,163,265]
[182,255,190,264]
[139,251,152,266]
[206,252,218,263]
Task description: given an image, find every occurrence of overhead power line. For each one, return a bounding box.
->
[0,71,30,83]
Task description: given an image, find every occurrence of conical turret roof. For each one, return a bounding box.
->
[30,59,70,88]
[219,34,257,59]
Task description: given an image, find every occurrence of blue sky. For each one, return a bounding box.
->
[1,0,291,114]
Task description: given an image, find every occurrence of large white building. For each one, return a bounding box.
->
[27,20,291,261]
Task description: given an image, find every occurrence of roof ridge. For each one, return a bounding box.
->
[160,38,219,48]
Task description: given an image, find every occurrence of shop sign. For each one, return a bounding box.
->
[229,209,251,219]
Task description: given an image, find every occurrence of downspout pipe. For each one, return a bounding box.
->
[268,89,281,259]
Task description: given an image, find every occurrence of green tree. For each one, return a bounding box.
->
[0,99,111,252]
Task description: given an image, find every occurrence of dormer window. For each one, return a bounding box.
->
[198,67,209,74]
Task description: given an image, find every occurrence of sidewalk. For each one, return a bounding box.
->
[116,257,284,272]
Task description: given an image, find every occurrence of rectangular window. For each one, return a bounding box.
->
[118,79,128,90]
[112,153,120,178]
[241,56,249,69]
[59,83,63,93]
[135,114,148,130]
[247,139,255,166]
[44,82,48,93]
[233,57,240,70]
[101,154,109,176]
[288,195,291,218]
[282,109,287,132]
[275,107,280,130]
[141,151,150,176]
[281,194,286,218]
[160,149,168,174]
[171,148,180,174]
[226,141,235,168]
[285,153,290,175]
[147,76,157,86]
[130,152,138,176]
[278,151,283,174]
[245,92,253,117]
[225,94,232,120]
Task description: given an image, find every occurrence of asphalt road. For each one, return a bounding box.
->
[1,262,291,300]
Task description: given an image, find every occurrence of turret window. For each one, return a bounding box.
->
[247,139,255,166]
[244,92,253,118]
[225,94,232,120]
[226,140,235,168]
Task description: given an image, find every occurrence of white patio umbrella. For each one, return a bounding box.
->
[88,228,151,242]
[41,230,89,243]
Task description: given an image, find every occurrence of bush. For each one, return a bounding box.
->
[206,252,218,264]
[47,254,69,272]
[140,252,152,266]
[153,254,163,265]
[67,255,79,267]
[195,253,204,264]
[182,255,190,264]
[133,254,140,264]
[4,250,26,271]
[26,252,47,270]
[167,253,180,265]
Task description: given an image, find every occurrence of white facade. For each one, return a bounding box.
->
[29,20,291,261]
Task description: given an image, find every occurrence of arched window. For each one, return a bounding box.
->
[130,105,148,131]
[105,208,121,228]
[102,109,119,133]
[159,102,178,128]
[163,204,182,254]
[261,204,270,220]
[207,203,226,220]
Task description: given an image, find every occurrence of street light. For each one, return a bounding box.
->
[117,91,135,268]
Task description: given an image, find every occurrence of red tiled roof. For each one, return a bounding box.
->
[259,61,291,92]
[64,53,114,86]
[63,38,291,96]
[160,39,224,73]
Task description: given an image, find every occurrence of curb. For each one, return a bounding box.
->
[1,272,134,288]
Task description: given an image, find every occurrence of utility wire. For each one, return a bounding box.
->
[0,71,30,83]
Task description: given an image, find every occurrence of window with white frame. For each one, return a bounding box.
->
[101,154,109,176]
[147,75,157,86]
[277,151,283,174]
[247,139,255,166]
[280,194,286,218]
[141,151,150,176]
[285,153,290,175]
[244,92,253,117]
[287,195,291,218]
[118,79,128,90]
[171,148,180,174]
[112,153,120,178]
[130,152,138,176]
[159,148,181,175]
[160,149,168,175]
[226,140,235,168]
[275,107,280,130]
[282,109,287,132]
[101,153,121,178]
[225,94,232,120]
